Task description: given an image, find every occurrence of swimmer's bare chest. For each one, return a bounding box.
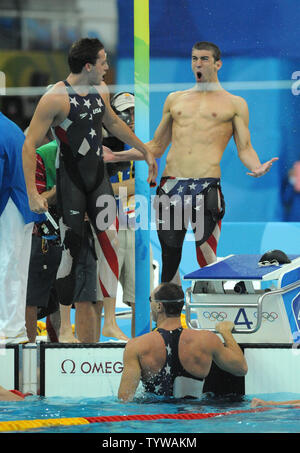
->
[164,90,236,178]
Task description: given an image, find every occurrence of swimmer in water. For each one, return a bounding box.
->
[251,397,300,407]
[118,282,247,402]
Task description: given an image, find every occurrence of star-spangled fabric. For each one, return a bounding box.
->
[53,80,105,163]
[154,176,221,232]
[52,81,119,302]
[142,327,204,397]
[158,176,221,201]
[52,80,106,195]
[155,176,224,281]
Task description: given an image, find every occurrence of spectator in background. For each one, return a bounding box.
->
[25,139,63,343]
[103,92,154,337]
[282,161,300,221]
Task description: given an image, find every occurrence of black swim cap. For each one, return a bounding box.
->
[258,249,291,267]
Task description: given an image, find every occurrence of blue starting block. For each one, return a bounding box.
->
[184,254,300,344]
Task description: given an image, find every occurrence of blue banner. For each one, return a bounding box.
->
[118,0,300,58]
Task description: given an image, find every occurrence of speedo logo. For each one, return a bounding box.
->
[80,113,88,119]
[70,210,80,215]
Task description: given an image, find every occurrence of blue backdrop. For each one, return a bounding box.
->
[116,0,300,223]
[118,0,300,59]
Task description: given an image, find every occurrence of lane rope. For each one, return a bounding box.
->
[0,406,273,432]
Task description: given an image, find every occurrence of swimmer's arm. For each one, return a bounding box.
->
[146,93,173,158]
[118,341,141,402]
[233,97,278,177]
[107,93,173,161]
[0,385,23,401]
[212,321,248,376]
[100,83,148,159]
[251,397,300,408]
[267,399,300,406]
[41,186,57,205]
[101,84,157,183]
[103,147,145,162]
[233,97,261,169]
[23,93,62,211]
[103,109,148,157]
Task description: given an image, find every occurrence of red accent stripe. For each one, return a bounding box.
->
[54,126,68,144]
[99,277,109,298]
[2,406,281,430]
[207,233,218,254]
[196,219,222,267]
[83,407,273,424]
[196,247,208,268]
[35,154,47,194]
[96,230,119,279]
[159,176,176,189]
[9,390,25,399]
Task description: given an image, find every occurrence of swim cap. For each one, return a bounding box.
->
[111,92,134,112]
[258,249,291,267]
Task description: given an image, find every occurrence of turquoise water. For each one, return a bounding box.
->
[1,393,300,433]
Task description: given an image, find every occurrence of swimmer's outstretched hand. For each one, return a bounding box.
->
[29,192,48,214]
[247,157,279,177]
[102,145,118,163]
[251,398,269,408]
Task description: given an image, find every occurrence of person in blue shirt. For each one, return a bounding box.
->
[0,112,44,344]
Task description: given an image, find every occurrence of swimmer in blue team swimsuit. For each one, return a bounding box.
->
[118,283,247,401]
[22,37,157,340]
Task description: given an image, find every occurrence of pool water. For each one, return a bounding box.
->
[1,392,300,434]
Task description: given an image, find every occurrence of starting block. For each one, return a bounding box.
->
[184,254,300,344]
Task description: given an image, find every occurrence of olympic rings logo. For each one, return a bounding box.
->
[254,312,278,322]
[203,312,227,322]
[202,311,278,323]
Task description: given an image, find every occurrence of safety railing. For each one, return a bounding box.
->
[185,279,300,334]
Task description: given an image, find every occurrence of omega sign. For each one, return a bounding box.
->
[61,359,123,375]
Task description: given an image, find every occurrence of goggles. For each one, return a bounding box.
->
[258,259,280,267]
